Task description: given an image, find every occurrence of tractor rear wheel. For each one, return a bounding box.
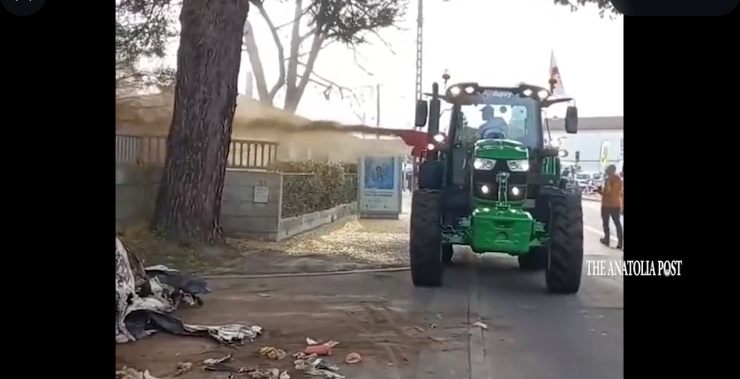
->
[518,247,547,271]
[545,194,584,294]
[410,189,444,287]
[442,244,454,265]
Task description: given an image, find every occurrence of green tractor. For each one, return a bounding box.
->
[410,81,583,294]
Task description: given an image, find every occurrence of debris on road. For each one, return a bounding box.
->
[303,340,339,356]
[174,362,192,376]
[472,321,488,330]
[116,367,160,379]
[203,353,233,366]
[115,238,262,345]
[304,344,332,356]
[258,346,287,360]
[344,352,362,364]
[243,367,290,379]
[294,353,344,378]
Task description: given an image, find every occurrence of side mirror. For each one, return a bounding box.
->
[565,106,578,134]
[415,100,428,127]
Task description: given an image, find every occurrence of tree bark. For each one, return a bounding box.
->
[150,0,249,245]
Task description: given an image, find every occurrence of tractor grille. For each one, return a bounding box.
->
[473,160,528,201]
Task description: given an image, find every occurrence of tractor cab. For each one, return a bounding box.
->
[414,82,578,194]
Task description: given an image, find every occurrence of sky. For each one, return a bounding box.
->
[157,0,623,128]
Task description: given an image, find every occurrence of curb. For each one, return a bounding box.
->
[203,266,410,280]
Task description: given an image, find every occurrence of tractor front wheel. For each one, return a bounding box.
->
[410,189,444,287]
[545,194,584,294]
[518,247,547,271]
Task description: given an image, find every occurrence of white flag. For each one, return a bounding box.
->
[549,50,567,97]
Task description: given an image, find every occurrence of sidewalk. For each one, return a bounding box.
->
[212,199,411,275]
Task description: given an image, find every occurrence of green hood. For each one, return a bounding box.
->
[474,139,528,160]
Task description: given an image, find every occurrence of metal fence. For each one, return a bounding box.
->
[115,134,279,169]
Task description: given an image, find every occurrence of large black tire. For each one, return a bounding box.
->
[442,244,454,265]
[418,161,444,190]
[410,189,444,287]
[518,246,547,271]
[545,194,584,294]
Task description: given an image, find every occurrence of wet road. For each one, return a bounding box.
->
[264,199,622,379]
[165,199,623,379]
[582,199,624,245]
[405,199,624,379]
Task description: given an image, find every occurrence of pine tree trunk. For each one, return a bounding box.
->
[150,0,249,245]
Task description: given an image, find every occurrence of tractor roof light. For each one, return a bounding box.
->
[537,89,550,100]
[447,83,479,97]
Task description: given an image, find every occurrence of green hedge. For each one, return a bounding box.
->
[270,161,358,218]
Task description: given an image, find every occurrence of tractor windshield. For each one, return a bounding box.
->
[443,94,540,148]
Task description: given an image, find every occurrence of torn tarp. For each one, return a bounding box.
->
[115,238,261,344]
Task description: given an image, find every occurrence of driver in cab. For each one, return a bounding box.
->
[478,105,509,140]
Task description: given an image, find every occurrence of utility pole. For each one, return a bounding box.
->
[376,83,381,138]
[412,0,424,190]
[414,0,424,117]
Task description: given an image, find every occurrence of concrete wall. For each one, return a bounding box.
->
[115,166,162,228]
[220,170,283,240]
[115,166,356,241]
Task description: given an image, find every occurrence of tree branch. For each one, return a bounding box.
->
[350,46,374,77]
[252,0,286,99]
[273,4,313,30]
[285,0,305,96]
[285,39,335,62]
[288,0,331,112]
[243,21,270,102]
[299,27,317,43]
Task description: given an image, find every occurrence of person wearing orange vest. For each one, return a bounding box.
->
[595,165,623,249]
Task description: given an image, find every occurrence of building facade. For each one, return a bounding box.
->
[547,116,623,173]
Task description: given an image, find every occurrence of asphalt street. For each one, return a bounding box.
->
[179,199,623,379]
[582,199,624,246]
[279,199,623,379]
[410,200,624,379]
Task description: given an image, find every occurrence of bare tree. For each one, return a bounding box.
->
[245,0,406,113]
[150,0,250,244]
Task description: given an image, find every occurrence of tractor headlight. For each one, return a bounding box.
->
[549,139,561,148]
[510,185,526,200]
[463,86,475,94]
[433,133,445,143]
[426,143,435,151]
[507,160,530,172]
[473,158,495,170]
[450,86,461,96]
[522,88,533,97]
[537,89,550,99]
[480,185,490,194]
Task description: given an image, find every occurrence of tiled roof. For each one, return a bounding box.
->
[547,116,623,131]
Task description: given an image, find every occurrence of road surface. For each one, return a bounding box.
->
[582,199,624,246]
[118,200,623,379]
